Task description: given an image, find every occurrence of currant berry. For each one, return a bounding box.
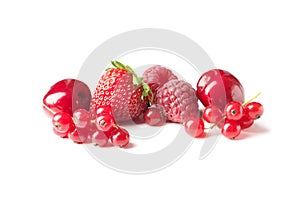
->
[144,105,166,126]
[183,116,205,138]
[52,112,75,137]
[96,105,113,117]
[110,128,130,147]
[68,129,84,144]
[203,105,223,123]
[73,109,91,128]
[244,102,264,120]
[221,120,241,139]
[224,101,244,120]
[91,128,108,147]
[96,114,117,132]
[238,115,254,129]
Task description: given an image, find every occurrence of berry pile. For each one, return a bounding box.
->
[43,61,265,150]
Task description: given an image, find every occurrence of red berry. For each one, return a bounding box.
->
[244,102,264,120]
[69,129,84,144]
[144,105,166,126]
[73,109,91,128]
[196,69,245,110]
[203,105,223,123]
[110,128,130,147]
[155,80,199,123]
[221,120,241,139]
[90,61,149,122]
[52,112,75,137]
[43,79,91,116]
[238,115,254,129]
[224,101,244,120]
[142,65,178,96]
[96,114,117,132]
[91,129,108,147]
[183,116,205,138]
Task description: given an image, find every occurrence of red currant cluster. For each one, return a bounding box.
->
[48,106,130,148]
[204,100,264,139]
[144,93,264,140]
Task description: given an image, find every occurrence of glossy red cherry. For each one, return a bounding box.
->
[110,128,130,147]
[52,112,75,137]
[244,102,264,120]
[221,120,241,139]
[144,105,166,126]
[238,115,254,129]
[43,79,91,116]
[183,116,205,138]
[196,69,244,110]
[203,105,223,123]
[224,101,244,120]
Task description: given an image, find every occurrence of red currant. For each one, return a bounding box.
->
[203,105,223,123]
[52,112,75,137]
[238,115,254,129]
[69,129,84,144]
[244,102,264,120]
[96,114,116,132]
[144,105,166,126]
[73,109,91,128]
[183,116,205,138]
[221,120,241,139]
[91,128,108,147]
[96,105,113,117]
[224,101,244,120]
[110,128,130,147]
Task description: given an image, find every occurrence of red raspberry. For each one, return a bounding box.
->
[142,65,178,96]
[155,79,199,123]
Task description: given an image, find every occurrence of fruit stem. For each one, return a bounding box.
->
[111,60,154,103]
[205,91,262,130]
[42,103,56,115]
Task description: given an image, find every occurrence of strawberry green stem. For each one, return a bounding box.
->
[111,60,154,102]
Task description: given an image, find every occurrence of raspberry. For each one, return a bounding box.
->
[142,65,178,96]
[155,79,199,123]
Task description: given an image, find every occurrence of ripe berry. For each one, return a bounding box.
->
[96,114,117,132]
[244,102,264,120]
[238,115,254,129]
[110,128,130,147]
[224,101,244,120]
[221,120,241,139]
[69,129,84,144]
[91,128,108,147]
[144,105,166,126]
[52,112,75,137]
[183,116,205,138]
[73,109,91,128]
[203,105,223,123]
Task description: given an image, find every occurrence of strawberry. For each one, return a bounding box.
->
[90,61,152,122]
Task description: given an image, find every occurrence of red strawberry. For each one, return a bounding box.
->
[142,65,178,96]
[90,61,151,122]
[155,79,199,123]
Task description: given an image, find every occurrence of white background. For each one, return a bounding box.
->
[1,0,299,198]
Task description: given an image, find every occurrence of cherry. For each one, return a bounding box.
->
[183,116,205,138]
[110,128,130,147]
[244,102,264,120]
[221,120,241,139]
[224,101,244,120]
[143,105,166,126]
[52,112,75,137]
[196,69,244,110]
[203,105,223,123]
[238,115,254,129]
[43,79,91,116]
[73,109,91,128]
